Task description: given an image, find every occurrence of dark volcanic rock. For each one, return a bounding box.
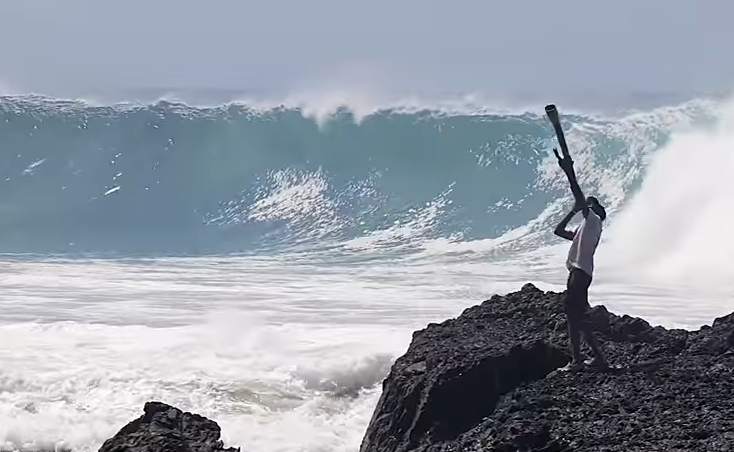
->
[99,402,239,452]
[360,283,734,452]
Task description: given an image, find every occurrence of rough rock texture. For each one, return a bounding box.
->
[99,402,239,452]
[360,283,734,452]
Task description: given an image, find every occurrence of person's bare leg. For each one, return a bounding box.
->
[569,318,584,364]
[559,316,584,371]
[560,319,584,371]
[581,323,609,369]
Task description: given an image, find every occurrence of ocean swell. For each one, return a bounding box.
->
[0,95,718,256]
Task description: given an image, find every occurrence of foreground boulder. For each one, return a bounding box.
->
[99,402,239,452]
[360,283,734,452]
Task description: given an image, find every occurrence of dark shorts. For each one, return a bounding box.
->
[564,267,592,322]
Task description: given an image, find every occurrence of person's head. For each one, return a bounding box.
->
[586,196,606,221]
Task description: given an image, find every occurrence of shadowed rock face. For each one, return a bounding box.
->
[98,402,239,452]
[360,283,734,452]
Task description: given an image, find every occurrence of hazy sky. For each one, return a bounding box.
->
[1,0,733,106]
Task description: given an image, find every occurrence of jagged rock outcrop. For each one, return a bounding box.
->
[98,402,239,452]
[360,283,734,452]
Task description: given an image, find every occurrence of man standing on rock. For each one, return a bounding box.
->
[553,149,610,371]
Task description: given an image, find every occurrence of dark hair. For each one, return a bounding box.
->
[593,204,607,221]
[587,197,607,221]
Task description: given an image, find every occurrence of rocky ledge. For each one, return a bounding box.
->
[359,283,734,452]
[98,401,238,452]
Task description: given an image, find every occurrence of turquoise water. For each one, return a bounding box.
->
[0,95,715,256]
[2,93,733,452]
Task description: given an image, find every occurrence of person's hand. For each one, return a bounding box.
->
[553,147,574,173]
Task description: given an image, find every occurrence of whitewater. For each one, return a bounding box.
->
[2,92,734,452]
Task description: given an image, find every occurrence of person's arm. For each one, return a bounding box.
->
[554,208,578,241]
[561,165,589,218]
[553,147,589,217]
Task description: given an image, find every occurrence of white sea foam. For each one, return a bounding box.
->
[1,94,733,452]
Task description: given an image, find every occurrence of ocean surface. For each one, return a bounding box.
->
[2,92,734,452]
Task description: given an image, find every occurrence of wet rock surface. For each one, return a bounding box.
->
[98,401,239,452]
[360,283,734,452]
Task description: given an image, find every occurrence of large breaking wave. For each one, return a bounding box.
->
[0,95,719,256]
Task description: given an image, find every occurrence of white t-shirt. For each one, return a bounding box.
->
[566,210,603,277]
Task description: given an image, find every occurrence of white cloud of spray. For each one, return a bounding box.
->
[603,95,734,286]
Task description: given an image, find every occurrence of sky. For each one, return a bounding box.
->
[1,0,733,108]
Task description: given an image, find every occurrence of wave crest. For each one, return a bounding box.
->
[0,95,719,256]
